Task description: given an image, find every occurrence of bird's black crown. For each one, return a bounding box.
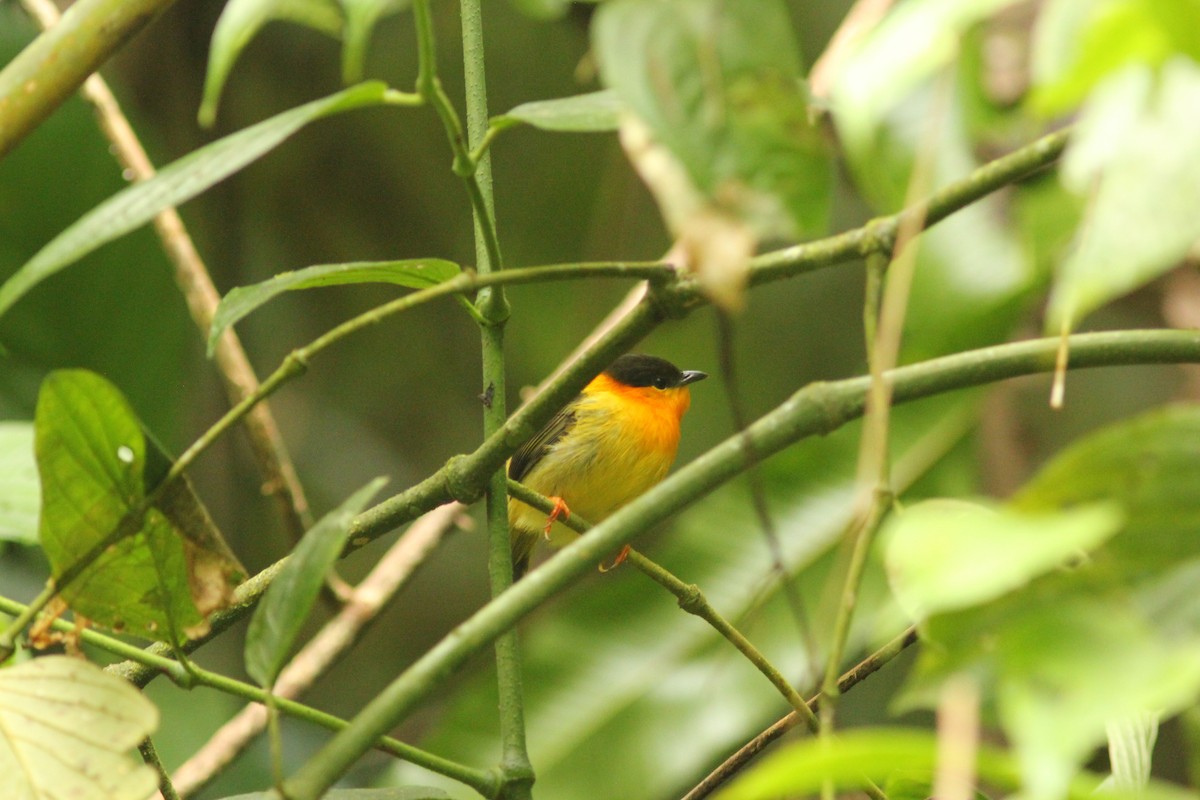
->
[604,354,707,390]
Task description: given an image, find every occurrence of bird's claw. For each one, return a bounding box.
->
[598,544,631,573]
[543,496,570,539]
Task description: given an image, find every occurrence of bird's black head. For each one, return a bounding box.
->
[604,354,708,390]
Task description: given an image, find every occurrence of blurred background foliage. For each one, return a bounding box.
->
[0,0,1194,798]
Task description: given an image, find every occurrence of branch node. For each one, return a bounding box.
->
[443,455,485,505]
[860,217,897,259]
[676,582,706,615]
[646,278,695,320]
[283,350,310,377]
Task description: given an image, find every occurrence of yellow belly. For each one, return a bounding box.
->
[508,389,681,550]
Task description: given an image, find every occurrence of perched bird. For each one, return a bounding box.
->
[508,353,707,579]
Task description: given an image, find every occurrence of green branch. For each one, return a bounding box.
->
[505,479,819,730]
[682,627,919,800]
[279,328,1200,800]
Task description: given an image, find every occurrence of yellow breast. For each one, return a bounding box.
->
[508,374,691,547]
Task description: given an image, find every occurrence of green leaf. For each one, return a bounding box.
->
[339,0,412,83]
[0,82,391,323]
[714,727,1193,800]
[36,370,245,643]
[0,422,39,544]
[496,90,622,133]
[244,477,386,686]
[1046,59,1200,331]
[200,0,344,127]
[896,406,1200,798]
[1013,404,1200,574]
[900,579,1200,800]
[881,498,1122,619]
[0,656,159,800]
[208,259,461,356]
[826,2,1040,359]
[1031,0,1200,115]
[716,729,943,800]
[593,0,831,292]
[830,0,1023,160]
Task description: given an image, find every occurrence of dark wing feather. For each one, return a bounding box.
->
[509,405,577,483]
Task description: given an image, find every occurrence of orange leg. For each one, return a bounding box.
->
[598,544,631,573]
[543,496,570,539]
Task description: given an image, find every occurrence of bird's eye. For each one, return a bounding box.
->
[653,376,669,390]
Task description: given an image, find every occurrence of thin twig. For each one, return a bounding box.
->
[140,737,181,800]
[680,627,918,800]
[170,503,468,798]
[506,479,818,727]
[820,74,952,731]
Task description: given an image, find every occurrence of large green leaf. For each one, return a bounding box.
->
[0,422,38,545]
[881,498,1122,619]
[1013,404,1200,574]
[827,2,1040,361]
[245,477,386,686]
[1046,59,1200,331]
[200,0,344,127]
[593,0,830,307]
[208,259,461,355]
[714,727,1193,800]
[0,656,159,800]
[901,583,1200,800]
[1031,0,1200,115]
[36,370,244,643]
[0,82,392,322]
[830,0,1024,163]
[898,406,1200,800]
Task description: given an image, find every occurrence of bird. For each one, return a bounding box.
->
[508,353,707,579]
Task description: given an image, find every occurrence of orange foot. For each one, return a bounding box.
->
[543,496,570,539]
[598,544,631,573]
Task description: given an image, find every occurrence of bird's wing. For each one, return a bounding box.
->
[508,404,577,483]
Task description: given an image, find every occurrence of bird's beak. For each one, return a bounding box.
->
[678,370,708,386]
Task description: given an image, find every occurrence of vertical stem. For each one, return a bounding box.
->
[138,737,182,800]
[458,0,530,797]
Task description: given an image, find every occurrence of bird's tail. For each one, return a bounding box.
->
[511,527,537,581]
